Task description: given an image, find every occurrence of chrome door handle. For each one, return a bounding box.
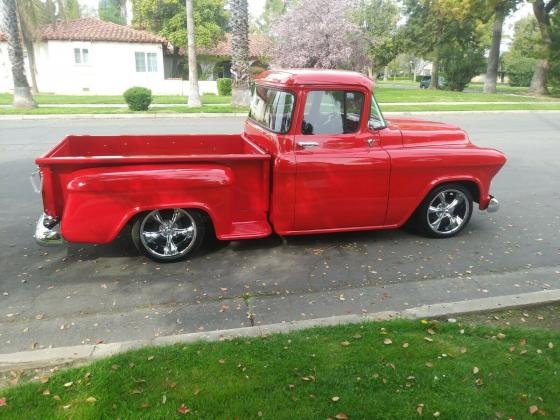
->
[367,138,378,147]
[297,141,319,149]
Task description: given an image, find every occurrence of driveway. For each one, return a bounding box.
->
[1,112,559,353]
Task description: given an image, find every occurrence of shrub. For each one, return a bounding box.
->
[123,87,152,111]
[439,44,486,91]
[502,53,537,87]
[217,78,232,96]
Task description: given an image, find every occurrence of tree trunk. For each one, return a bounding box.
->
[529,0,554,95]
[22,31,39,94]
[230,0,251,106]
[383,65,388,81]
[429,48,439,90]
[2,0,36,108]
[185,0,201,107]
[483,5,506,94]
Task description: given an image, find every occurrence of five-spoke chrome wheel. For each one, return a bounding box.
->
[132,208,205,262]
[415,184,473,238]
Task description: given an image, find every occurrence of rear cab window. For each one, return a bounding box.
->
[248,85,295,134]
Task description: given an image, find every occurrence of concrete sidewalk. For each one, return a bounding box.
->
[1,265,559,370]
[1,100,559,109]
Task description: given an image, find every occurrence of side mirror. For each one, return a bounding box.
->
[368,119,385,131]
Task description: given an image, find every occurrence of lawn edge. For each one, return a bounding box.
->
[1,288,559,372]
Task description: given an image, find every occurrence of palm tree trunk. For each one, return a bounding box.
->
[185,0,201,107]
[483,5,506,94]
[20,22,39,94]
[230,0,251,106]
[2,0,36,108]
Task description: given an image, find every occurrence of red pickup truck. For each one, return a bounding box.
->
[34,69,506,262]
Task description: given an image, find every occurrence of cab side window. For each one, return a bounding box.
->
[302,90,364,135]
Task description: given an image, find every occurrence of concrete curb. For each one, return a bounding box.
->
[1,289,559,371]
[2,109,560,121]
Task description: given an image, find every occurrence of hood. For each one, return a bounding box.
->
[385,117,470,147]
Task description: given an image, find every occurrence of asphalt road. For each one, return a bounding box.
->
[1,112,559,353]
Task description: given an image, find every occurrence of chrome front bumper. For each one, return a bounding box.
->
[34,213,63,246]
[486,196,500,213]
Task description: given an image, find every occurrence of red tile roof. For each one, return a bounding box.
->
[38,17,166,44]
[197,33,273,59]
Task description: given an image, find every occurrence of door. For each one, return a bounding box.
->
[293,89,390,231]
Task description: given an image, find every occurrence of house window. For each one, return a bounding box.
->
[135,52,158,72]
[74,48,89,64]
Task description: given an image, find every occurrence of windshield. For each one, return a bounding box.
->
[248,85,295,134]
[369,94,386,129]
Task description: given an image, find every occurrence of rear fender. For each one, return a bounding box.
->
[61,164,234,243]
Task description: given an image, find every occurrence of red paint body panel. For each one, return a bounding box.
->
[35,70,506,246]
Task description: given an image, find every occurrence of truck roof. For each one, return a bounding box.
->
[254,69,374,90]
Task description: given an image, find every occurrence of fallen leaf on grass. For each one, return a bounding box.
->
[425,362,433,368]
[475,378,484,386]
[529,405,539,415]
[62,404,71,410]
[0,398,6,407]
[141,402,150,409]
[549,342,554,349]
[335,413,348,420]
[218,359,225,364]
[433,411,440,417]
[147,356,155,361]
[520,338,527,346]
[53,395,61,401]
[403,342,409,348]
[424,337,433,343]
[131,389,143,395]
[473,367,479,374]
[340,341,350,347]
[496,333,506,340]
[42,389,50,396]
[427,329,436,335]
[162,395,167,404]
[64,382,73,388]
[416,403,424,415]
[177,404,190,414]
[86,397,97,403]
[331,396,340,402]
[383,338,392,345]
[40,376,49,384]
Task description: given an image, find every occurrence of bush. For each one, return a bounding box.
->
[123,87,152,111]
[217,78,232,96]
[503,55,537,87]
[439,44,486,91]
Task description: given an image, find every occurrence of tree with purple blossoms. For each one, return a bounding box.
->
[270,0,364,69]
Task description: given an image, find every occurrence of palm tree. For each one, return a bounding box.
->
[1,0,36,108]
[230,0,251,106]
[185,0,201,107]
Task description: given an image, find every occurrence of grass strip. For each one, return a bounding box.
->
[0,319,557,419]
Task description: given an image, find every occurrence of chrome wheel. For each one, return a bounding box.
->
[426,189,470,235]
[139,209,198,260]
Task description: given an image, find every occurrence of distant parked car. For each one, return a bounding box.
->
[419,75,444,89]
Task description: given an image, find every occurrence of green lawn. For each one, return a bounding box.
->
[0,93,231,105]
[0,105,248,115]
[374,86,558,103]
[0,319,557,419]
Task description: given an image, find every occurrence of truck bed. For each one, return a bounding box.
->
[36,134,269,164]
[35,134,272,242]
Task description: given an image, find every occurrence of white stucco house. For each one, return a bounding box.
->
[0,18,221,95]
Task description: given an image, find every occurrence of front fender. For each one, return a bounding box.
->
[61,164,234,243]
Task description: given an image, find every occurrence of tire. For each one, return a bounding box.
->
[132,208,206,262]
[414,184,473,238]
